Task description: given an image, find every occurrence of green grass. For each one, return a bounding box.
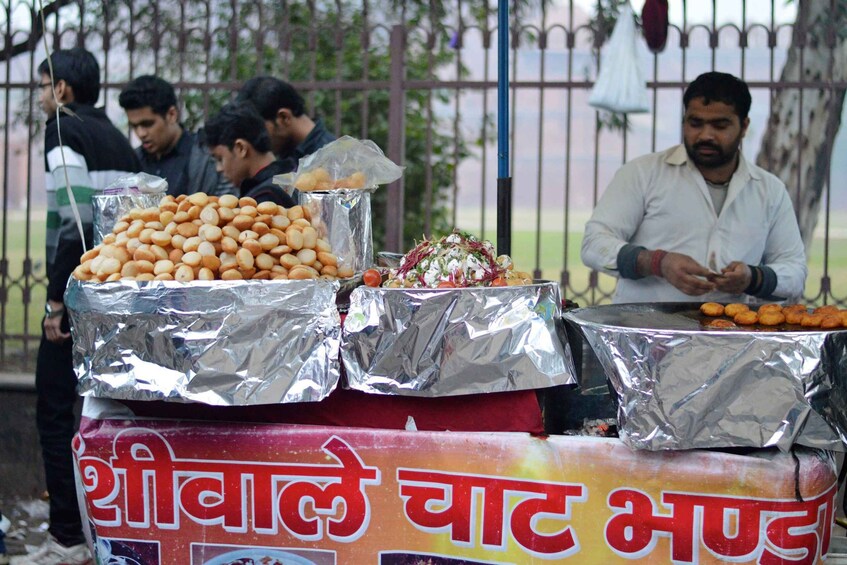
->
[0,210,47,369]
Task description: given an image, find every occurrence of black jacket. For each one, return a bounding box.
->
[278,118,336,173]
[137,129,235,197]
[240,160,297,207]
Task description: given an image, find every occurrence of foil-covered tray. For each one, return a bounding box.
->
[299,189,375,274]
[564,302,847,452]
[66,278,341,405]
[341,281,577,396]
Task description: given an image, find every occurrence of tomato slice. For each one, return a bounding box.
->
[362,268,382,288]
[491,276,507,287]
[436,281,456,288]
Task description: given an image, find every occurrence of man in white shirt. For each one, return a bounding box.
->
[581,72,807,303]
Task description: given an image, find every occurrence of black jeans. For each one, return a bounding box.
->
[35,316,85,547]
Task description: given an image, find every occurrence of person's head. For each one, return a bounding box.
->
[204,102,273,186]
[682,72,751,173]
[119,75,183,158]
[236,76,308,155]
[37,48,100,116]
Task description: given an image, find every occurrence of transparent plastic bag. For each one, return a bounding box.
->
[93,173,167,244]
[102,172,168,195]
[588,2,650,114]
[274,136,403,193]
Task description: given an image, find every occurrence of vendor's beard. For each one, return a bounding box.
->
[684,139,741,169]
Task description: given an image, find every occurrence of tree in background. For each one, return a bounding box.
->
[150,0,544,250]
[185,0,480,250]
[590,0,847,281]
[756,0,847,251]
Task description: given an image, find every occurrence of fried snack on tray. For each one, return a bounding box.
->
[801,313,823,327]
[815,304,840,315]
[724,303,750,318]
[699,301,844,330]
[733,310,758,325]
[821,315,843,329]
[784,308,807,325]
[757,303,782,315]
[72,193,351,282]
[705,318,737,329]
[758,310,786,326]
[699,302,724,317]
[383,230,531,289]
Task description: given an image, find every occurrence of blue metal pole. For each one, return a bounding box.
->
[497,2,509,179]
[496,0,512,255]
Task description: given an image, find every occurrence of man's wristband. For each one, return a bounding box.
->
[617,244,646,280]
[743,265,777,297]
[651,249,668,277]
[44,302,64,318]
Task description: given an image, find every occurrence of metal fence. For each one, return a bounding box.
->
[1,0,845,370]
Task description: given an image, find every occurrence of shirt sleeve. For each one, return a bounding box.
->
[761,184,807,300]
[46,146,96,302]
[580,162,650,277]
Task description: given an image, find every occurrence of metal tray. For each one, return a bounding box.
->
[569,301,845,333]
[564,302,847,452]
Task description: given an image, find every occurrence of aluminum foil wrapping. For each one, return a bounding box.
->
[65,278,341,405]
[299,189,374,273]
[92,193,163,245]
[341,281,577,396]
[564,303,847,452]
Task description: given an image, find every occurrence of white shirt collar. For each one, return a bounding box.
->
[663,144,760,182]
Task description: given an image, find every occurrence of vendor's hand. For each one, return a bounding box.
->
[707,261,751,294]
[660,252,716,296]
[43,302,70,344]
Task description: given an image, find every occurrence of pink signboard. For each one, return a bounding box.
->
[75,417,836,564]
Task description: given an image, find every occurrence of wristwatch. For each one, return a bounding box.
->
[44,302,64,318]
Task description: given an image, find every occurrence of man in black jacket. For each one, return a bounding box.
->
[237,76,335,172]
[119,75,235,197]
[204,103,296,207]
[21,47,140,565]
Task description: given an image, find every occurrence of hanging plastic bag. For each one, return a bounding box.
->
[588,2,650,114]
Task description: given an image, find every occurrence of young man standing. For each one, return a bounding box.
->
[119,75,234,197]
[204,103,296,207]
[236,76,335,171]
[15,48,139,565]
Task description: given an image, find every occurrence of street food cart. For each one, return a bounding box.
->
[67,157,845,563]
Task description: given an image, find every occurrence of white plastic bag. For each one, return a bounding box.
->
[589,2,650,114]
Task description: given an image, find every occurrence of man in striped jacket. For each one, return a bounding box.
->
[18,47,139,565]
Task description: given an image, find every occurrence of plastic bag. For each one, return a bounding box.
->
[274,136,404,193]
[92,173,168,244]
[102,172,168,195]
[588,2,650,114]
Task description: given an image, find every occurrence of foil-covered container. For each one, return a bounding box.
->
[299,189,374,273]
[564,303,847,452]
[65,278,341,405]
[341,281,577,396]
[92,193,162,245]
